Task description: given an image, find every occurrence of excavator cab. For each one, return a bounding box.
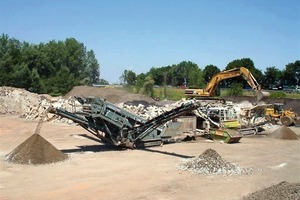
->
[273,103,284,114]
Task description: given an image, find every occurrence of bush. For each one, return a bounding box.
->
[154,88,185,100]
[141,76,154,97]
[225,83,243,96]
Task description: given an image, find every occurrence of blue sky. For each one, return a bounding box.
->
[1,0,299,83]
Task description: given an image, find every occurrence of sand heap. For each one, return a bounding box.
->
[64,85,156,104]
[242,181,300,200]
[178,148,250,175]
[6,134,68,165]
[268,126,298,140]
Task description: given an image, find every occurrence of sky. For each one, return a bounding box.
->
[0,0,299,84]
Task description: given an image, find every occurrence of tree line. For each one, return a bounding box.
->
[120,58,300,91]
[1,34,299,96]
[0,34,100,95]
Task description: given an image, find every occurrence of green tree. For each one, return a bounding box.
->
[281,60,300,86]
[142,75,154,96]
[50,66,75,95]
[169,61,202,87]
[12,63,32,89]
[98,79,109,85]
[203,65,220,83]
[264,67,282,88]
[65,38,85,78]
[148,66,172,86]
[0,34,101,95]
[225,58,264,88]
[120,70,136,85]
[0,34,22,86]
[85,50,100,84]
[136,73,147,92]
[30,68,42,93]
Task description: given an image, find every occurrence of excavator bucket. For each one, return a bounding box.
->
[256,90,270,102]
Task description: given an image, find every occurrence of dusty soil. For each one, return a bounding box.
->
[1,116,300,200]
[64,86,156,104]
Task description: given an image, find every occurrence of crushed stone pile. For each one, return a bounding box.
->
[178,148,250,175]
[268,126,298,140]
[242,181,300,200]
[5,134,68,165]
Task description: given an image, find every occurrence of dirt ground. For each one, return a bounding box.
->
[64,86,156,104]
[0,116,299,200]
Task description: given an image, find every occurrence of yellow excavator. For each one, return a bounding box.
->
[185,67,270,102]
[185,67,270,142]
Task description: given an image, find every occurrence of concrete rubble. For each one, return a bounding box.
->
[0,87,82,124]
[0,86,273,131]
[178,148,252,175]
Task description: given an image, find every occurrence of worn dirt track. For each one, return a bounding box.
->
[1,116,300,200]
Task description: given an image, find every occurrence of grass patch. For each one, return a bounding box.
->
[153,87,185,100]
[269,91,287,98]
[124,86,300,100]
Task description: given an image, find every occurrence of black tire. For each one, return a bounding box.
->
[281,116,293,126]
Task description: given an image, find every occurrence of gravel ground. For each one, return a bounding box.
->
[242,181,300,200]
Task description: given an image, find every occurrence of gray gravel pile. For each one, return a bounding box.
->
[178,148,250,175]
[242,181,300,200]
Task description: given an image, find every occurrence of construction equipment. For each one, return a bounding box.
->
[193,106,243,143]
[265,103,299,126]
[185,67,270,102]
[49,96,201,149]
[207,129,242,143]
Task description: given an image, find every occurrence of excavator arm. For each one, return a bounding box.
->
[185,67,269,101]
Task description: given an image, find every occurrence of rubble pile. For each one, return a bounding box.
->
[0,86,42,115]
[0,87,277,130]
[119,99,189,119]
[178,148,250,175]
[5,134,68,165]
[22,96,83,124]
[242,181,300,200]
[0,87,82,124]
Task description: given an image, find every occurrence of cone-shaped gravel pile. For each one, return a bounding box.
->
[6,134,68,165]
[178,148,250,175]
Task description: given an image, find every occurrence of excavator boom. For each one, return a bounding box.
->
[185,67,269,101]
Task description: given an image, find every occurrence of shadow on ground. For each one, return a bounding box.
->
[140,148,195,159]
